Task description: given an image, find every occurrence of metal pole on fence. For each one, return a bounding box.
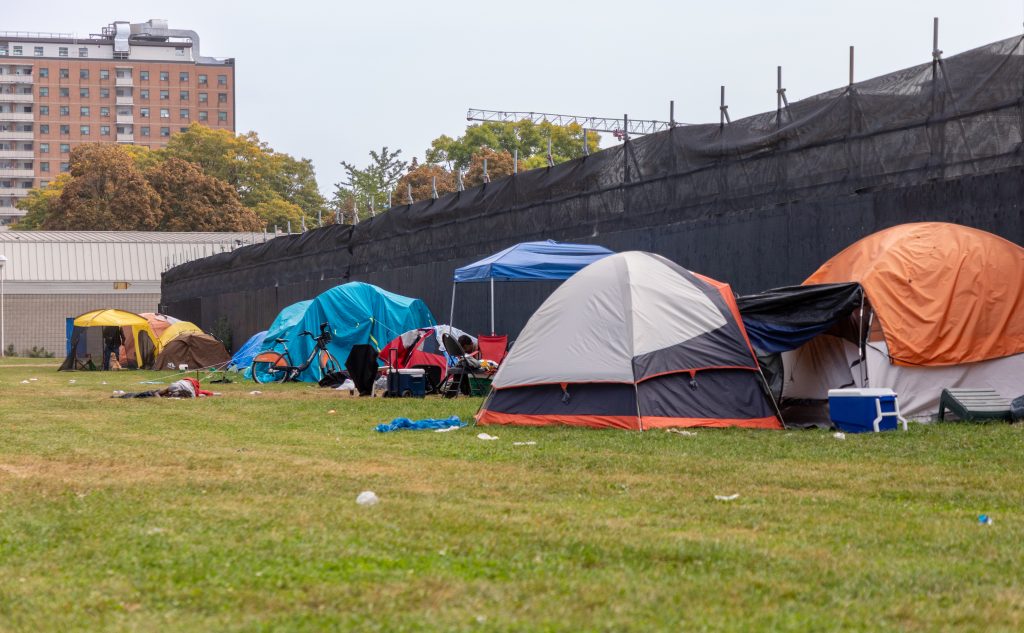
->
[489,277,495,335]
[457,169,464,191]
[406,183,413,205]
[449,284,456,328]
[777,66,783,129]
[719,86,730,128]
[483,158,490,183]
[387,190,392,209]
[370,198,375,218]
[849,45,855,86]
[547,136,554,167]
[287,220,291,235]
[514,148,519,172]
[431,176,438,199]
[669,100,675,127]
[582,130,589,157]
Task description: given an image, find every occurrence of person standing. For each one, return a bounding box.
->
[101,326,125,371]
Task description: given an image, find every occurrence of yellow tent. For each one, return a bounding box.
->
[157,321,204,348]
[60,309,159,370]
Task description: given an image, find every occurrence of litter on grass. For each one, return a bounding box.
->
[249,390,262,396]
[715,494,740,501]
[666,429,697,436]
[19,380,29,384]
[833,432,847,440]
[979,514,994,526]
[513,441,537,446]
[356,491,380,506]
[434,425,462,433]
[328,409,336,414]
[477,433,499,441]
[376,416,464,433]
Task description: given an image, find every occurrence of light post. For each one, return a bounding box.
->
[0,254,6,357]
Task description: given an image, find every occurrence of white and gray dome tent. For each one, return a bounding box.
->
[477,252,782,430]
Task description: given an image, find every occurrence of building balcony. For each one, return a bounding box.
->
[0,187,31,197]
[0,75,33,85]
[116,115,134,125]
[116,133,134,143]
[0,168,35,178]
[115,76,133,87]
[0,112,33,122]
[0,131,33,141]
[115,96,133,106]
[0,93,33,103]
[0,150,33,159]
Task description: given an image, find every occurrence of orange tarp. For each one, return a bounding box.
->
[805,222,1024,366]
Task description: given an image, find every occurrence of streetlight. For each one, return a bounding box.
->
[0,254,6,357]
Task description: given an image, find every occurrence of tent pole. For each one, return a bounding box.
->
[858,291,866,387]
[449,283,456,327]
[489,278,495,335]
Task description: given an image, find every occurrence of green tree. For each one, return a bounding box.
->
[146,158,263,231]
[335,146,407,220]
[160,124,327,220]
[252,198,306,231]
[45,144,161,230]
[13,173,71,229]
[426,120,599,171]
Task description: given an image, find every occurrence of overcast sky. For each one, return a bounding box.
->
[8,1,1022,196]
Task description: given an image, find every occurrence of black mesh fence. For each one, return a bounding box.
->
[163,36,1024,347]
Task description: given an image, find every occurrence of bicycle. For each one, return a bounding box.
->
[251,322,342,383]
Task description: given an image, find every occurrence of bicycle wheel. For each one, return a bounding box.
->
[319,349,342,376]
[252,351,290,384]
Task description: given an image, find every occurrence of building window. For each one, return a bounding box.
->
[34,46,44,57]
[140,126,150,137]
[79,69,89,80]
[79,88,89,98]
[40,105,49,115]
[40,143,49,153]
[38,67,48,78]
[100,125,110,136]
[160,108,169,119]
[198,110,208,122]
[100,69,110,80]
[79,47,89,58]
[160,127,170,137]
[100,88,110,98]
[179,71,189,82]
[139,107,149,118]
[160,71,169,81]
[39,87,48,97]
[80,106,90,116]
[59,47,68,57]
[59,68,69,79]
[218,74,227,86]
[59,125,69,136]
[39,124,49,134]
[179,90,189,101]
[180,108,189,119]
[198,92,208,103]
[180,127,188,133]
[218,111,227,122]
[13,46,23,56]
[198,74,207,85]
[60,162,69,172]
[60,143,70,153]
[140,70,149,81]
[140,89,150,100]
[59,87,69,98]
[59,106,69,116]
[160,90,169,100]
[100,107,110,117]
[40,162,49,172]
[218,93,227,104]
[80,125,90,135]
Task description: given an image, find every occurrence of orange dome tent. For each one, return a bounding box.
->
[805,222,1024,367]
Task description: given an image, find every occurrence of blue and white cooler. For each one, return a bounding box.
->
[827,388,909,433]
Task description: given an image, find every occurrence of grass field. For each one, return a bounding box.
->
[1,359,1023,631]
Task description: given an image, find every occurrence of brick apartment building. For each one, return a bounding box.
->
[0,19,235,225]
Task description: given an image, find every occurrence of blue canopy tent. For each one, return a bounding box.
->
[451,240,614,334]
[259,282,435,382]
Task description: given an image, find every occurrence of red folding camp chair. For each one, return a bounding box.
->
[477,334,508,365]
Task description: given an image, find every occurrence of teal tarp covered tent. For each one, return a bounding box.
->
[260,282,435,382]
